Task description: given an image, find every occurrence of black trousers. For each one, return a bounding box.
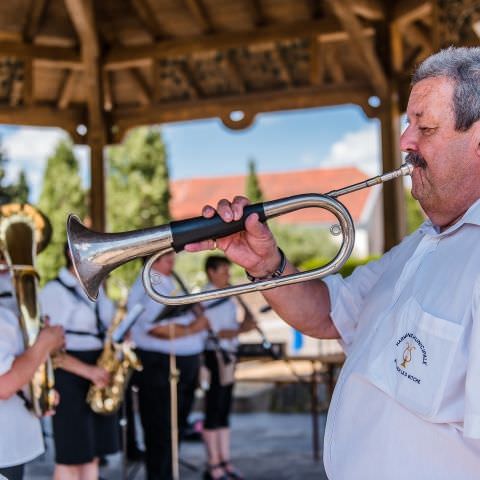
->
[204,349,234,429]
[135,350,200,480]
[0,464,24,480]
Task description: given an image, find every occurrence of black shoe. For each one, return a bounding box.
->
[127,448,145,462]
[204,463,228,480]
[220,461,245,480]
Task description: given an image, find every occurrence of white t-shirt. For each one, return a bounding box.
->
[0,306,44,467]
[0,272,18,315]
[39,268,114,351]
[322,198,480,479]
[202,285,239,353]
[129,272,206,355]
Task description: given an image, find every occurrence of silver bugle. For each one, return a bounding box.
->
[67,163,413,305]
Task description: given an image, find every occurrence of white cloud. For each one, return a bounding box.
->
[0,126,90,202]
[322,123,381,175]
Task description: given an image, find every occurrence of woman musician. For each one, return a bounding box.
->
[39,243,119,480]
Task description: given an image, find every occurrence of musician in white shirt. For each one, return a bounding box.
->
[40,243,118,480]
[187,47,480,479]
[0,306,63,480]
[128,252,208,480]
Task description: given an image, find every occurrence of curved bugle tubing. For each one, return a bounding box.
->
[68,163,413,305]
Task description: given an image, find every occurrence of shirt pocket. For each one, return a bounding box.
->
[363,297,463,420]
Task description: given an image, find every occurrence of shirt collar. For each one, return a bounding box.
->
[419,197,480,237]
[59,267,78,287]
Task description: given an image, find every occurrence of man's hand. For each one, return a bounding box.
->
[36,325,65,354]
[184,196,282,278]
[88,366,110,388]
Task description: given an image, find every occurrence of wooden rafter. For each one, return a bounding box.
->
[130,0,165,40]
[351,0,385,21]
[0,43,81,68]
[22,58,33,105]
[324,46,344,84]
[102,69,113,111]
[23,0,49,42]
[112,83,372,135]
[309,37,324,86]
[57,70,77,109]
[390,21,404,74]
[326,0,387,98]
[273,46,293,87]
[185,0,213,33]
[224,55,246,93]
[403,23,432,58]
[393,0,432,26]
[127,68,152,105]
[105,18,345,67]
[245,0,265,26]
[177,60,202,99]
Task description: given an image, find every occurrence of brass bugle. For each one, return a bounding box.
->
[67,163,413,305]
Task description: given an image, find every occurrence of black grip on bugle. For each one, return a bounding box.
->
[170,203,266,252]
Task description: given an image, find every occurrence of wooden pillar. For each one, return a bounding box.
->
[379,85,408,251]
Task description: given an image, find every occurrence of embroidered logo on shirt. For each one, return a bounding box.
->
[400,341,415,368]
[394,332,428,385]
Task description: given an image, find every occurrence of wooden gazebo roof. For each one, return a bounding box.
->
[0,0,477,244]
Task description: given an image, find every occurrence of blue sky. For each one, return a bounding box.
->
[0,103,382,202]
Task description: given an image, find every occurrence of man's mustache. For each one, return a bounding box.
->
[406,152,427,169]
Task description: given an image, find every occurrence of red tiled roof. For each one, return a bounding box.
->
[171,167,374,225]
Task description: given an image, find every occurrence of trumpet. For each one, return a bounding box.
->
[67,163,413,306]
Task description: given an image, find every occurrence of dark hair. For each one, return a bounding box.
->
[205,255,231,273]
[64,241,73,269]
[412,47,480,131]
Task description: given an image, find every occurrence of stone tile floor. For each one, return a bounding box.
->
[25,413,328,480]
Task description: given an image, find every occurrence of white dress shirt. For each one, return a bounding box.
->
[129,272,206,355]
[0,306,44,467]
[39,268,114,351]
[202,285,239,353]
[0,272,18,315]
[322,198,480,479]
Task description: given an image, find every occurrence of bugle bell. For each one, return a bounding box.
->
[67,163,413,306]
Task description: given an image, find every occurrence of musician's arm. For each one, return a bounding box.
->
[0,326,64,400]
[149,314,209,339]
[54,352,109,387]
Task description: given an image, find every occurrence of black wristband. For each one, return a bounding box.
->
[245,248,287,282]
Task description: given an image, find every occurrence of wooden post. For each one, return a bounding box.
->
[379,86,407,251]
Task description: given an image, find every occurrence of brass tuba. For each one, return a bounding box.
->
[86,303,143,414]
[0,203,55,417]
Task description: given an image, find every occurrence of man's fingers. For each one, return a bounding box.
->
[232,196,250,221]
[217,198,234,222]
[184,240,215,252]
[202,204,216,218]
[245,212,270,237]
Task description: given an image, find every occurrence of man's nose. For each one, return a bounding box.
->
[400,125,418,153]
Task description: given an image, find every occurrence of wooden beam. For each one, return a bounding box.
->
[0,105,84,131]
[324,46,344,84]
[130,0,165,40]
[273,46,293,87]
[390,21,404,74]
[245,0,265,26]
[111,83,372,134]
[105,18,345,67]
[176,60,202,99]
[57,70,77,109]
[474,20,480,39]
[22,58,34,105]
[326,0,388,98]
[65,0,106,231]
[185,0,213,33]
[102,69,113,111]
[0,43,81,68]
[23,0,49,42]
[309,37,324,86]
[393,0,432,27]
[351,0,385,21]
[224,55,246,93]
[127,68,152,105]
[403,23,432,57]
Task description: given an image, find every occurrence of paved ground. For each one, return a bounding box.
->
[25,413,328,480]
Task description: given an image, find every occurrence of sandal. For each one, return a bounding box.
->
[203,463,229,480]
[220,461,245,480]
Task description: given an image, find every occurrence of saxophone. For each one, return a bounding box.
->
[0,203,55,417]
[87,303,143,414]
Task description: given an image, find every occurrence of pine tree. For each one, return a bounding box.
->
[245,158,264,202]
[11,170,29,203]
[106,126,171,296]
[37,140,86,283]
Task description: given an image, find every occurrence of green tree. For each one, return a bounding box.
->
[37,140,86,283]
[11,170,29,203]
[245,158,264,202]
[405,189,425,234]
[106,127,171,297]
